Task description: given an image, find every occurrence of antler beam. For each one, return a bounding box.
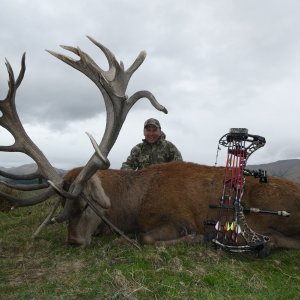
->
[0,54,62,207]
[48,37,167,222]
[0,54,61,184]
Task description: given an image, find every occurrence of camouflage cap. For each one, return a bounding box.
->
[144,118,161,128]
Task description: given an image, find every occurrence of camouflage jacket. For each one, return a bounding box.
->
[121,138,182,170]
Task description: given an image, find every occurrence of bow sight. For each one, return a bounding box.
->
[206,128,289,253]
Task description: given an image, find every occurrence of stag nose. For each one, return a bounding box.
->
[68,239,82,247]
[67,237,88,248]
[68,237,90,248]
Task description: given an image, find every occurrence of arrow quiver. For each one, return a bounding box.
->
[211,128,269,252]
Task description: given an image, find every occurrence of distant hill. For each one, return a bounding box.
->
[0,163,66,184]
[1,160,300,185]
[248,159,300,185]
[0,163,38,175]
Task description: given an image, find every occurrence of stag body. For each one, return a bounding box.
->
[64,161,300,252]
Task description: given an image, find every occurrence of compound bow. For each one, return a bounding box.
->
[207,128,289,253]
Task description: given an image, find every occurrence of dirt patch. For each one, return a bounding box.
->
[0,185,20,212]
[8,258,86,287]
[110,269,150,299]
[54,260,86,275]
[0,198,11,212]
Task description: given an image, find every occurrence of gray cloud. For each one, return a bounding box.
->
[1,0,300,170]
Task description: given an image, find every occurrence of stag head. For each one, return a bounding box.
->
[0,37,167,239]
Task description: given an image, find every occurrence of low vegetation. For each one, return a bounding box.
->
[0,185,21,212]
[1,190,300,299]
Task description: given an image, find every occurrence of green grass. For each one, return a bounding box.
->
[1,195,300,299]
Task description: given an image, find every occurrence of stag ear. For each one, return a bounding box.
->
[84,175,111,209]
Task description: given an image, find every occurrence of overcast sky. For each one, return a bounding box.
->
[1,0,300,170]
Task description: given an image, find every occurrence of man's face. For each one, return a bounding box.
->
[144,125,161,144]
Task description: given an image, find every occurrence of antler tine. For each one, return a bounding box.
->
[126,50,147,78]
[46,49,74,63]
[47,47,109,92]
[85,132,110,166]
[0,168,41,180]
[0,186,56,208]
[86,35,119,70]
[16,52,26,88]
[1,57,26,152]
[0,180,48,191]
[125,90,168,115]
[4,59,16,101]
[48,45,103,73]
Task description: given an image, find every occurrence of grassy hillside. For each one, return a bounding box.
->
[1,191,300,299]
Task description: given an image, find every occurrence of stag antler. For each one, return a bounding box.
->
[1,38,167,233]
[0,54,61,207]
[47,36,167,222]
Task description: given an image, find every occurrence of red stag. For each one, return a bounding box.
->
[0,38,299,257]
[64,161,300,257]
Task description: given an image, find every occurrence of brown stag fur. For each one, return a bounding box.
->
[63,161,300,252]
